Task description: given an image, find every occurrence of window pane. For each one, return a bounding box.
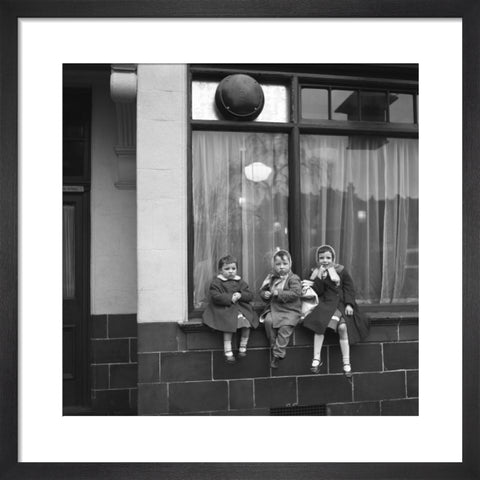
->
[63,140,86,177]
[64,123,85,138]
[63,88,90,181]
[63,205,75,299]
[192,81,290,123]
[332,90,358,120]
[300,135,418,304]
[192,131,289,308]
[360,91,387,122]
[415,94,419,124]
[389,93,414,123]
[301,88,329,120]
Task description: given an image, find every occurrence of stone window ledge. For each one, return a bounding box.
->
[178,311,418,333]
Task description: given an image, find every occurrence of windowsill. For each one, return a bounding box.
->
[179,308,418,333]
[188,302,418,319]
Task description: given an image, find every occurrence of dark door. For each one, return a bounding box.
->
[63,85,91,410]
[63,190,89,407]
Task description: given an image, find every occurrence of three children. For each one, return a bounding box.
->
[203,245,368,374]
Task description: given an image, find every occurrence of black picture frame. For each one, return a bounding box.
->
[1,2,478,479]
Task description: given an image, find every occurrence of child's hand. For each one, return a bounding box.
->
[232,292,241,303]
[302,280,314,288]
[319,266,328,277]
[345,305,354,316]
[263,291,272,299]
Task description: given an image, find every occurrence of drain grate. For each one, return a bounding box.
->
[270,404,326,416]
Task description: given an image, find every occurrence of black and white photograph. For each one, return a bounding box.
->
[3,11,478,480]
[63,63,419,417]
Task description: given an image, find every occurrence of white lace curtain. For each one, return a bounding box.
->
[300,135,418,303]
[192,131,418,307]
[192,131,288,308]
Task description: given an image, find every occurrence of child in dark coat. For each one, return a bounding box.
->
[302,245,369,377]
[202,255,258,363]
[259,249,302,369]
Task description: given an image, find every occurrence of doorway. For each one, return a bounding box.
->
[63,190,90,407]
[63,86,91,410]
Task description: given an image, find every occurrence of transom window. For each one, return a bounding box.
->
[301,88,417,124]
[189,65,418,313]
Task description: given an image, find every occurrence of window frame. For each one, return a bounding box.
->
[188,64,419,316]
[63,87,92,187]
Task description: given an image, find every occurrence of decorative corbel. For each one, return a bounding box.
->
[110,64,137,190]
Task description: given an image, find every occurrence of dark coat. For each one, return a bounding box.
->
[302,267,369,344]
[259,272,303,328]
[202,276,259,333]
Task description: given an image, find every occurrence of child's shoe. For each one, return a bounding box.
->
[343,363,352,378]
[310,358,323,374]
[270,356,281,369]
[224,352,236,364]
[238,346,247,358]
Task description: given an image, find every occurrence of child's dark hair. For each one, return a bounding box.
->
[273,251,290,263]
[317,245,334,259]
[218,255,238,270]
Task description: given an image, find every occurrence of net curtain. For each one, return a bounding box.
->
[300,135,418,303]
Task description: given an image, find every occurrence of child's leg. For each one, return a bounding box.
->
[263,313,276,348]
[312,333,324,367]
[238,327,250,356]
[272,325,295,359]
[223,332,234,358]
[338,323,351,375]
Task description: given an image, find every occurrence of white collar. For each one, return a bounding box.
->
[217,274,241,281]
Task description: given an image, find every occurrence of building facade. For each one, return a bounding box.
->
[63,64,419,416]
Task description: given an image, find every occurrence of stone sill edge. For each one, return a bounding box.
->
[178,312,419,333]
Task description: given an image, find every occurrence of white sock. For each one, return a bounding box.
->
[224,341,232,355]
[313,333,324,362]
[340,339,350,369]
[239,328,249,352]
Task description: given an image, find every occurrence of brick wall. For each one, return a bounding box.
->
[90,314,138,414]
[137,312,418,416]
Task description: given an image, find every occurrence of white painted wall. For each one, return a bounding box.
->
[90,72,137,314]
[136,65,188,323]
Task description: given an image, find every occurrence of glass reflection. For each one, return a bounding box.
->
[300,135,418,304]
[192,131,289,308]
[390,93,414,123]
[360,91,387,122]
[332,90,359,121]
[301,88,329,120]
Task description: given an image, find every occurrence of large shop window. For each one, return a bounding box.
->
[192,132,418,308]
[300,135,418,304]
[192,131,289,308]
[190,66,418,311]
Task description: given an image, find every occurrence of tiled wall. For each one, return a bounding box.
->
[90,314,137,414]
[137,313,419,416]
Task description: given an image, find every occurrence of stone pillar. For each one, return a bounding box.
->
[136,65,188,324]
